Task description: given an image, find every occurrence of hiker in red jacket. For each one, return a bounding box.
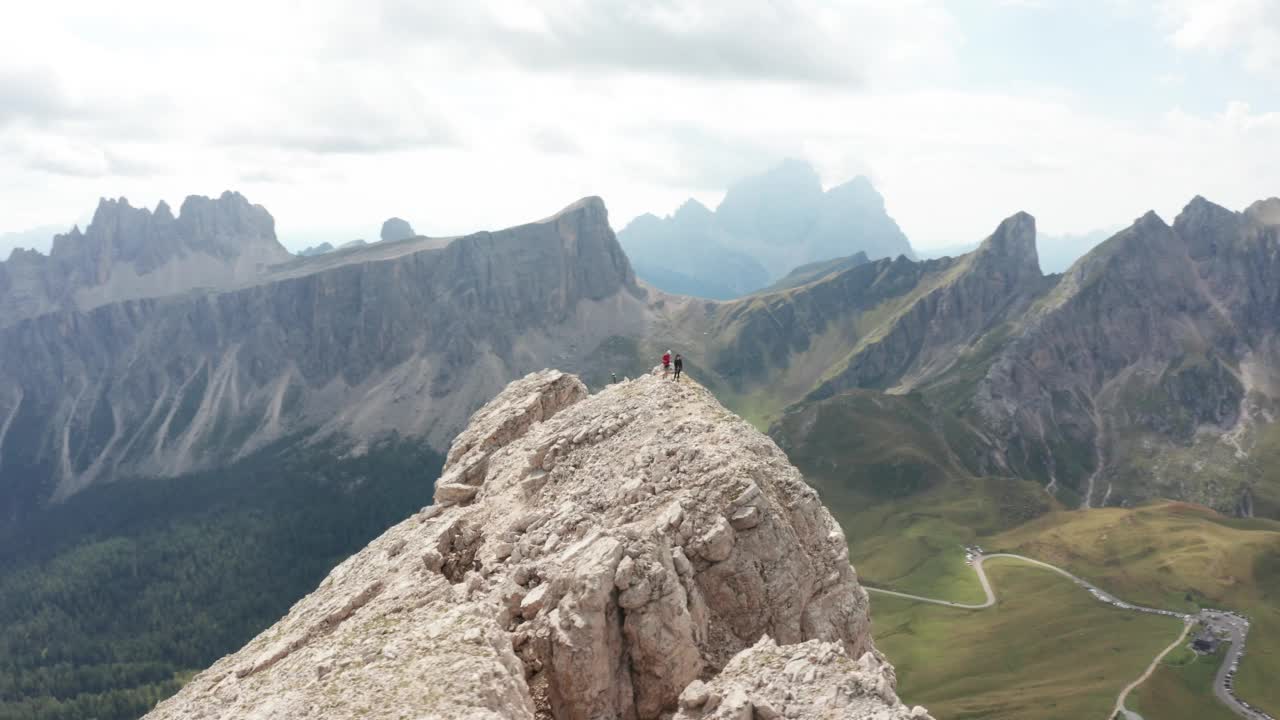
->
[662,350,672,377]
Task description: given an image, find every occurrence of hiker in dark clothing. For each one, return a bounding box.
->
[673,354,684,381]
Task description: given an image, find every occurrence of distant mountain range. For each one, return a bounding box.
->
[920,227,1114,274]
[676,197,1280,518]
[296,217,417,257]
[619,159,914,299]
[0,224,66,259]
[0,193,291,324]
[0,195,639,527]
[5,190,1279,525]
[4,185,1280,719]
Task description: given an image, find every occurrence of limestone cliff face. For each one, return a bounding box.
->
[0,192,291,324]
[808,211,1048,399]
[668,197,1280,514]
[971,197,1280,509]
[143,370,931,720]
[0,197,644,526]
[687,211,1048,411]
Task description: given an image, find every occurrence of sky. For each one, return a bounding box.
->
[1,0,1277,253]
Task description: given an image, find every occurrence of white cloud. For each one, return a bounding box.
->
[0,0,1274,256]
[1161,0,1280,72]
[374,0,958,86]
[0,67,78,127]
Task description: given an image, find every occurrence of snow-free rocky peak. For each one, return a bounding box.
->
[381,217,416,242]
[0,191,290,325]
[145,370,931,719]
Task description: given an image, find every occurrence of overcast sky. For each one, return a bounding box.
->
[1,0,1277,253]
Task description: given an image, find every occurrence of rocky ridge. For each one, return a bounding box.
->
[653,196,1280,513]
[0,196,644,526]
[144,370,931,720]
[968,196,1280,509]
[0,191,290,325]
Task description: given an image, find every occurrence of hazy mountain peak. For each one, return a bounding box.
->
[380,217,415,242]
[0,191,290,325]
[1245,197,1280,226]
[154,199,174,221]
[5,247,43,263]
[717,158,822,222]
[980,211,1036,254]
[297,241,335,257]
[1174,195,1234,230]
[545,195,607,222]
[748,156,822,188]
[825,175,880,200]
[1136,209,1169,230]
[968,211,1042,288]
[673,197,713,221]
[620,161,913,299]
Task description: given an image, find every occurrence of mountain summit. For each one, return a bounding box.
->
[143,370,931,720]
[619,160,914,299]
[380,217,415,242]
[0,191,290,324]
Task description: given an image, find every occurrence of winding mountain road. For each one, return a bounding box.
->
[1111,620,1193,720]
[865,552,1267,719]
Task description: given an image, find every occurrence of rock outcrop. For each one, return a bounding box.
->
[380,217,416,242]
[674,637,930,720]
[0,191,290,324]
[143,370,931,720]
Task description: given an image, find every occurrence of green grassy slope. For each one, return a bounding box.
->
[991,502,1280,717]
[771,389,1051,599]
[873,559,1183,720]
[1130,642,1238,720]
[769,388,1278,718]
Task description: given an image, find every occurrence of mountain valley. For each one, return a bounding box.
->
[2,188,1279,719]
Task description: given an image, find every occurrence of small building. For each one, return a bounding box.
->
[1191,628,1220,654]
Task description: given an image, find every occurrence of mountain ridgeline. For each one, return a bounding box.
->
[0,192,291,324]
[677,197,1280,517]
[0,196,642,528]
[2,186,1280,719]
[4,190,1279,528]
[619,159,914,299]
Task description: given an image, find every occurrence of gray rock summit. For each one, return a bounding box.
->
[380,217,415,242]
[0,191,291,324]
[143,370,931,720]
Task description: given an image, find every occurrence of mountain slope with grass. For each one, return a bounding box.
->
[660,195,1280,517]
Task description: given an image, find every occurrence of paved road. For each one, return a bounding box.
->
[865,553,1181,617]
[1200,611,1270,719]
[865,553,1267,720]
